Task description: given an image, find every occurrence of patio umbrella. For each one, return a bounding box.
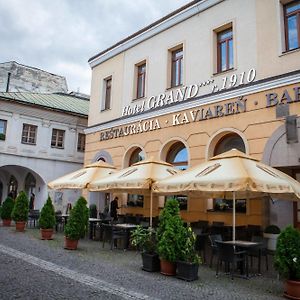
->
[88,157,179,227]
[48,161,116,190]
[152,149,300,241]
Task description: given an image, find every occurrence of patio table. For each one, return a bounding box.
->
[113,223,137,249]
[223,240,262,276]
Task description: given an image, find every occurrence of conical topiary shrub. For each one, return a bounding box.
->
[39,196,56,240]
[156,198,187,275]
[64,196,89,250]
[11,191,29,232]
[1,196,14,226]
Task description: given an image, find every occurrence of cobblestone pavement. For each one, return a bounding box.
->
[0,226,284,300]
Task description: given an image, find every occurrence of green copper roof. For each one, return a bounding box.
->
[0,92,89,117]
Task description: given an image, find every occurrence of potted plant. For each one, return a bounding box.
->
[274,226,300,299]
[156,198,186,276]
[39,196,56,240]
[11,191,29,232]
[263,224,281,251]
[89,204,97,218]
[131,225,160,272]
[0,196,14,226]
[64,196,89,250]
[177,226,202,281]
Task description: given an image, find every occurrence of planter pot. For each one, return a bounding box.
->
[40,228,54,240]
[263,233,279,251]
[2,219,12,226]
[141,252,160,272]
[176,261,199,281]
[160,259,176,276]
[64,236,78,250]
[284,280,300,300]
[15,221,26,232]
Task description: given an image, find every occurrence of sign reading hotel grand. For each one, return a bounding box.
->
[99,86,300,141]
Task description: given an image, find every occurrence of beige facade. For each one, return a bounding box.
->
[86,0,300,229]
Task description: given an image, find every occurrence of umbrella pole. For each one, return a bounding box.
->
[233,191,236,242]
[150,191,153,228]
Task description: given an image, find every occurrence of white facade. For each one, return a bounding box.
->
[0,97,88,211]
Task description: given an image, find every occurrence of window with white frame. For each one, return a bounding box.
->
[0,119,7,141]
[21,123,37,145]
[284,1,300,51]
[51,129,65,149]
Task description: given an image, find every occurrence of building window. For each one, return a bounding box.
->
[21,124,37,145]
[171,47,183,87]
[103,77,112,111]
[166,142,188,210]
[284,1,300,51]
[136,63,146,99]
[127,148,145,207]
[217,28,233,72]
[214,133,245,156]
[0,119,7,141]
[77,133,85,152]
[51,129,65,149]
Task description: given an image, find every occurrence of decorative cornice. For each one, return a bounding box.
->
[88,0,224,68]
[85,70,300,135]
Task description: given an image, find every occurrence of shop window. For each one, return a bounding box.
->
[217,28,233,72]
[21,124,37,145]
[0,119,7,141]
[171,47,183,87]
[284,1,300,51]
[127,148,145,207]
[77,133,86,152]
[136,62,146,99]
[51,129,65,149]
[102,77,112,111]
[166,142,188,210]
[213,198,246,213]
[25,172,36,200]
[214,133,245,156]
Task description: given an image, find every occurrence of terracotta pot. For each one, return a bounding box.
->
[64,236,78,250]
[40,228,54,240]
[284,279,300,300]
[2,219,11,226]
[15,221,26,232]
[160,259,176,276]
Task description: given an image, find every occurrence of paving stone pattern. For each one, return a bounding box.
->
[0,226,283,300]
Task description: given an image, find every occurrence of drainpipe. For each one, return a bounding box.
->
[6,72,11,92]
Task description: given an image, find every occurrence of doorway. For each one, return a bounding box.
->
[293,170,300,229]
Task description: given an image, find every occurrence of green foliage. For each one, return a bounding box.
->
[89,204,97,218]
[39,196,56,229]
[274,226,300,280]
[180,226,202,264]
[64,197,89,240]
[0,197,14,219]
[11,191,29,222]
[0,133,5,140]
[156,198,187,262]
[131,225,156,254]
[264,225,281,234]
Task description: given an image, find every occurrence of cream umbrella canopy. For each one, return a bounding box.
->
[152,149,300,240]
[88,157,179,227]
[48,161,116,190]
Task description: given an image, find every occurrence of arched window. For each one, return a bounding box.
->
[166,142,188,210]
[129,148,145,166]
[166,142,188,170]
[97,157,106,162]
[8,175,18,199]
[25,173,36,197]
[214,134,245,156]
[127,148,145,207]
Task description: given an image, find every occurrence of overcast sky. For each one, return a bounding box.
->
[0,0,190,95]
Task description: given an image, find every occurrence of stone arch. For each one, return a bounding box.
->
[159,137,190,167]
[92,150,114,165]
[206,128,249,160]
[123,144,146,168]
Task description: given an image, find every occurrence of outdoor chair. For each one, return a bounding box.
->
[247,235,269,272]
[195,232,207,263]
[101,223,127,250]
[28,210,40,228]
[247,225,262,240]
[215,241,248,280]
[208,234,223,267]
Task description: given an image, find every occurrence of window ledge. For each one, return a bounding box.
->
[165,84,183,92]
[100,108,112,112]
[280,47,300,57]
[212,68,236,77]
[132,96,146,102]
